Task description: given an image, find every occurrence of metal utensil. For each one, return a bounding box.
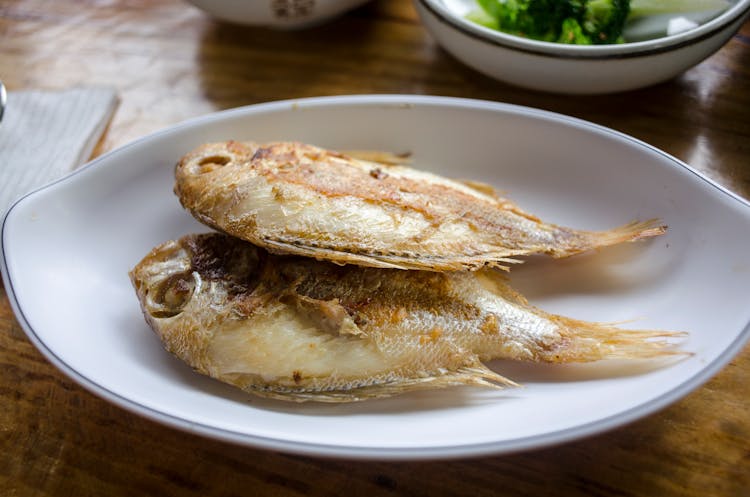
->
[0,80,6,123]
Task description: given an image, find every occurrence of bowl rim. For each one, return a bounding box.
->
[418,0,750,59]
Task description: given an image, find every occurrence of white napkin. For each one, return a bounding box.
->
[0,86,118,215]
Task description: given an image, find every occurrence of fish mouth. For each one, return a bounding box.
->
[176,141,260,176]
[129,241,197,319]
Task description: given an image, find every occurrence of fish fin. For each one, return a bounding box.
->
[544,314,687,362]
[458,358,520,388]
[472,269,687,363]
[340,149,413,166]
[553,219,667,258]
[241,363,517,403]
[459,179,504,198]
[262,238,523,272]
[279,293,363,336]
[459,180,543,222]
[595,219,667,244]
[474,269,530,306]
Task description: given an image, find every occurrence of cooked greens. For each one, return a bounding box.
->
[466,0,729,44]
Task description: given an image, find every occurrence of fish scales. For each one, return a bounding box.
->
[130,233,681,402]
[174,141,666,271]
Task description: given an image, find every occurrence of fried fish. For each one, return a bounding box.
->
[174,141,665,271]
[129,233,681,402]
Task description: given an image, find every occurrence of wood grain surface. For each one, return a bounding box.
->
[1,1,749,495]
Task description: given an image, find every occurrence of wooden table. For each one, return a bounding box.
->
[1,1,749,495]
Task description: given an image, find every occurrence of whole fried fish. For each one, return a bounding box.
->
[174,141,665,271]
[130,233,680,403]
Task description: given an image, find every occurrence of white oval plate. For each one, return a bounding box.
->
[2,95,749,459]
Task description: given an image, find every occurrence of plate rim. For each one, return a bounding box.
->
[2,94,750,460]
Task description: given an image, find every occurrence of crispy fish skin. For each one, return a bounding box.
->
[174,141,666,272]
[129,233,680,403]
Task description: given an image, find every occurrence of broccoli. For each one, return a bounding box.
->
[583,0,630,44]
[467,0,728,45]
[557,18,592,44]
[475,0,582,41]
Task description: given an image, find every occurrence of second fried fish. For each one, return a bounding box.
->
[130,233,681,403]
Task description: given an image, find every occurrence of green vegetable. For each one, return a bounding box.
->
[629,0,728,18]
[466,0,729,45]
[475,0,583,41]
[583,0,630,44]
[557,18,591,44]
[466,7,499,29]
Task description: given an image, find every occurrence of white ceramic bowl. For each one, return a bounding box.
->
[186,0,371,29]
[415,0,750,94]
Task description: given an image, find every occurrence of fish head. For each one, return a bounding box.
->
[129,233,263,321]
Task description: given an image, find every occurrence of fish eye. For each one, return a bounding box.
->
[148,271,196,318]
[194,155,231,174]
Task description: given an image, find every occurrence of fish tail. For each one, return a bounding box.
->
[589,219,666,250]
[552,219,667,258]
[547,315,687,362]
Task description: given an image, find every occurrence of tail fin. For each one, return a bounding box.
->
[546,314,687,363]
[598,219,667,244]
[552,219,667,258]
